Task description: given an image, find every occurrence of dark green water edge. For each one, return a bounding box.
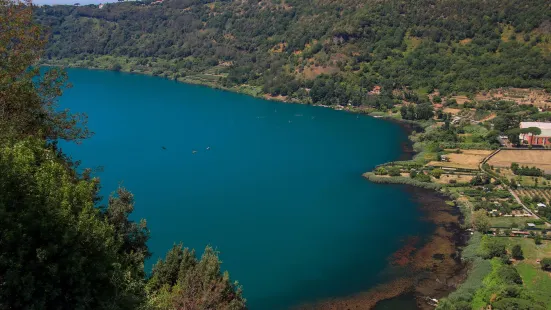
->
[47,63,471,309]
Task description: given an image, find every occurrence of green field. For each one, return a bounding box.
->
[505,238,551,309]
[489,216,536,228]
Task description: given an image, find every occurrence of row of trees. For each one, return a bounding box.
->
[0,1,245,309]
[511,162,544,176]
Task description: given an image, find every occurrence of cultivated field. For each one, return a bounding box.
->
[427,150,492,170]
[443,107,461,115]
[488,150,551,173]
[474,88,551,108]
[433,173,474,184]
[514,189,551,203]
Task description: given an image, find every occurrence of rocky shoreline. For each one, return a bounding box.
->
[369,119,471,310]
[295,118,470,310]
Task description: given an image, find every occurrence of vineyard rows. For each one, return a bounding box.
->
[514,189,551,203]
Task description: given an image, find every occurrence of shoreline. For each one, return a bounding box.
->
[362,119,470,309]
[41,62,377,114]
[46,63,470,309]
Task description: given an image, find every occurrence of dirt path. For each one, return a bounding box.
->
[508,189,535,217]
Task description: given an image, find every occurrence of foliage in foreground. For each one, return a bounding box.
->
[0,0,246,309]
[146,245,246,310]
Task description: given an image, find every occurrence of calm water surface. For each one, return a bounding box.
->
[59,68,432,309]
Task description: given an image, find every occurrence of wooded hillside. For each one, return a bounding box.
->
[36,0,551,106]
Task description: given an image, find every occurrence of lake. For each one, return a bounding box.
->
[59,68,433,309]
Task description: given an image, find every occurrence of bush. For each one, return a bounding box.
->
[111,63,122,71]
[363,173,442,190]
[374,167,388,175]
[541,258,551,271]
[479,236,506,259]
[498,265,523,284]
[415,173,432,182]
[431,168,445,179]
[387,166,401,177]
[511,244,523,259]
[493,298,545,310]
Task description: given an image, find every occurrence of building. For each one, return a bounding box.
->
[537,203,547,208]
[520,122,551,146]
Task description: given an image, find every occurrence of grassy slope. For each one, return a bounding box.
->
[505,238,551,308]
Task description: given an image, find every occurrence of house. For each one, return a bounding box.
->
[489,209,500,216]
[511,230,530,236]
[369,85,381,95]
[527,223,536,229]
[519,122,551,146]
[537,203,547,208]
[98,3,104,8]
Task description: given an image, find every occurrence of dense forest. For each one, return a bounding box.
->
[35,0,551,107]
[0,1,245,309]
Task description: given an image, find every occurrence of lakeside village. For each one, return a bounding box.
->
[362,87,551,307]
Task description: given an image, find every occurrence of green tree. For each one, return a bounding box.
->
[479,235,506,258]
[431,169,444,179]
[511,244,523,259]
[146,244,246,310]
[0,0,89,142]
[106,187,151,275]
[387,166,401,176]
[540,258,551,271]
[472,209,491,233]
[0,139,145,309]
[415,102,434,120]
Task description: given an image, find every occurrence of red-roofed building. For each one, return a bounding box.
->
[520,122,551,146]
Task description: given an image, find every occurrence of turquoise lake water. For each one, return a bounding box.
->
[59,68,432,309]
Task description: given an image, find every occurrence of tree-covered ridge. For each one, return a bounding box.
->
[36,0,551,105]
[1,1,245,308]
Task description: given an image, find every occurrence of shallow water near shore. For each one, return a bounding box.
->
[59,68,436,309]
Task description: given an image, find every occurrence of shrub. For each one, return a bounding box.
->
[498,265,523,284]
[111,63,122,71]
[415,173,432,183]
[511,244,523,259]
[479,236,506,259]
[387,166,401,177]
[541,258,551,271]
[472,210,491,233]
[431,168,444,179]
[374,167,388,175]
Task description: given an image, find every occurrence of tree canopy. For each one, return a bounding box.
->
[0,1,246,308]
[34,0,551,108]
